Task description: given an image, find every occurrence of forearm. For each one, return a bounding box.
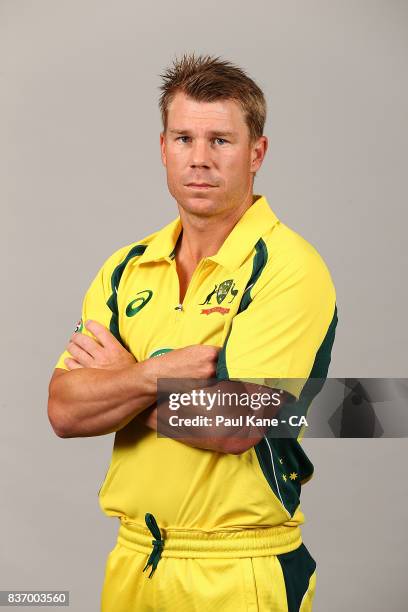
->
[48,362,156,438]
[137,380,286,453]
[139,404,267,453]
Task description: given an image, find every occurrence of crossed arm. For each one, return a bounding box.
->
[48,320,284,453]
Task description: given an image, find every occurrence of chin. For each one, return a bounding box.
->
[181,197,222,217]
[175,191,221,215]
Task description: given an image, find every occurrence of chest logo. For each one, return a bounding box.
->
[216,279,234,303]
[199,279,239,314]
[126,289,153,317]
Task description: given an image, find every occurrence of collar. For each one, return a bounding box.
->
[206,195,279,271]
[137,194,279,271]
[137,216,182,265]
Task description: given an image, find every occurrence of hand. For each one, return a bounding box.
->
[147,344,220,381]
[136,345,220,431]
[64,320,136,370]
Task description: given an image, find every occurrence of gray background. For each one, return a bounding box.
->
[1,1,407,610]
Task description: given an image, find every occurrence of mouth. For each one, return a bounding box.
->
[185,183,216,190]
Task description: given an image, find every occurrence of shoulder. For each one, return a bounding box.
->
[255,221,336,302]
[99,230,158,273]
[90,229,159,293]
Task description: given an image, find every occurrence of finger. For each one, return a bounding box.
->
[84,319,120,349]
[70,332,103,358]
[66,342,94,367]
[202,344,221,354]
[64,357,83,370]
[208,346,221,360]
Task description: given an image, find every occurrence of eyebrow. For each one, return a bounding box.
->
[169,129,237,138]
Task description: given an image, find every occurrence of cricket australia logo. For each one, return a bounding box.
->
[126,289,153,317]
[199,279,239,315]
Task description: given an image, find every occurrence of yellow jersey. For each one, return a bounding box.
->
[55,194,338,531]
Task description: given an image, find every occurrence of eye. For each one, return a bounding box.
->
[176,136,190,143]
[214,138,228,145]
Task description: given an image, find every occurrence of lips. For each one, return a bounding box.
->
[186,183,216,188]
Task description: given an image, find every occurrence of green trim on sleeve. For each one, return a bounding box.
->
[296,303,338,404]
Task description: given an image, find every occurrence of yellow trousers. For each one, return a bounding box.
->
[101,514,316,611]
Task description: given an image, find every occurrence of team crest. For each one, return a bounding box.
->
[198,279,239,308]
[216,279,233,304]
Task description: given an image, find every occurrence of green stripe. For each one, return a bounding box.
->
[237,238,268,314]
[306,304,338,380]
[277,543,316,612]
[216,238,268,380]
[289,304,339,411]
[106,244,147,344]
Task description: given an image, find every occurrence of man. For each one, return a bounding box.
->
[48,54,338,611]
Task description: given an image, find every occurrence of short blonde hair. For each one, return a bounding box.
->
[159,53,267,142]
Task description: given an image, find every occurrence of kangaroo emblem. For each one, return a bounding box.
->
[199,284,218,305]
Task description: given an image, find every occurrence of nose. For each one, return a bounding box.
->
[189,139,211,169]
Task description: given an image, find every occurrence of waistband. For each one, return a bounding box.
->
[117,515,303,559]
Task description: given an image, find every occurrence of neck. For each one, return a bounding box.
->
[176,192,255,267]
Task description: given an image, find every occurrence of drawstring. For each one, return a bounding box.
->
[142,513,164,578]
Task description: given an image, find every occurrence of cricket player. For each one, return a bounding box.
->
[48,53,338,611]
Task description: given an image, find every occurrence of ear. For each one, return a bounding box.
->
[160,132,167,167]
[250,135,268,173]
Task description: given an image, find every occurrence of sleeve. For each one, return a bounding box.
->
[53,246,129,371]
[216,246,338,401]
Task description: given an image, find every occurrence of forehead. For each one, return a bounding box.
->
[166,91,246,130]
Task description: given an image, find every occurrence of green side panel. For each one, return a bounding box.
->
[216,238,268,380]
[106,244,147,345]
[277,543,317,612]
[254,436,314,516]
